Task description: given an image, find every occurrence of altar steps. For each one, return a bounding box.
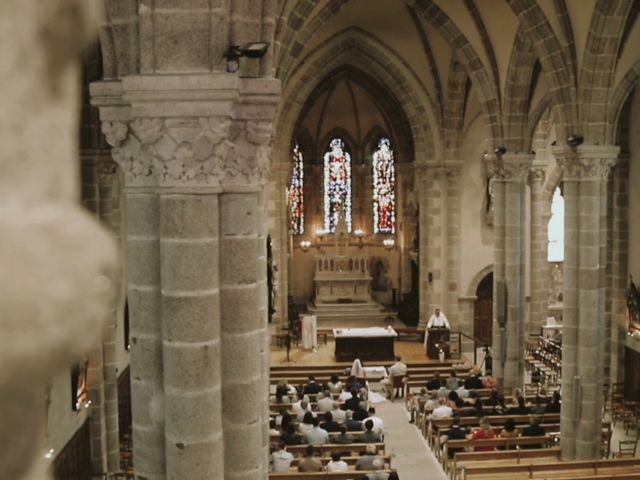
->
[307,300,395,326]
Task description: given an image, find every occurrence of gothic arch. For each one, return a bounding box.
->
[274,27,441,164]
[608,59,640,145]
[443,58,469,160]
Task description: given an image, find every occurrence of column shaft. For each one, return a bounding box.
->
[160,194,223,480]
[529,169,547,335]
[220,191,268,480]
[126,192,165,478]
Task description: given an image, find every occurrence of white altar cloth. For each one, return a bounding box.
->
[363,366,387,380]
[332,326,398,338]
[301,314,317,349]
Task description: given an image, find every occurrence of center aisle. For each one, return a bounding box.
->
[375,399,446,479]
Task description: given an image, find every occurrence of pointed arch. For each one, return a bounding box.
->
[443,58,469,159]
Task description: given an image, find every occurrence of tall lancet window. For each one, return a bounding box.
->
[288,143,304,234]
[547,187,564,262]
[323,138,352,232]
[372,137,396,234]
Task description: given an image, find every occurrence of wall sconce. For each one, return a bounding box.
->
[44,448,55,459]
[315,228,326,242]
[383,238,395,250]
[223,42,270,73]
[567,134,584,147]
[300,240,311,252]
[354,229,365,248]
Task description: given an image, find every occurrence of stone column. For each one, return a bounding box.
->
[609,156,629,383]
[490,154,532,388]
[529,166,547,335]
[81,151,109,473]
[554,145,618,460]
[444,165,461,327]
[97,154,122,472]
[219,83,278,480]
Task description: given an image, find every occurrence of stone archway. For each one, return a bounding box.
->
[473,271,493,347]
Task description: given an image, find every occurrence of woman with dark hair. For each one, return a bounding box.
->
[510,396,530,415]
[298,411,315,434]
[327,374,343,394]
[545,390,561,413]
[448,389,465,408]
[500,418,518,439]
[274,382,290,403]
[280,423,303,445]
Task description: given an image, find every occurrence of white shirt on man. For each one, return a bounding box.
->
[271,449,294,472]
[427,311,450,329]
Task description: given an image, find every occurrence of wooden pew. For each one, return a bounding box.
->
[450,447,562,480]
[282,455,391,468]
[463,457,640,479]
[269,470,395,480]
[284,443,385,457]
[442,436,551,469]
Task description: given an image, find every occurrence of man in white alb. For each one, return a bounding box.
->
[424,308,450,349]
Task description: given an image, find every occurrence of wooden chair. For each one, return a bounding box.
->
[613,439,638,458]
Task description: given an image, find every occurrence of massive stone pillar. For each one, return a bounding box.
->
[608,156,629,383]
[97,155,122,472]
[554,145,617,460]
[92,74,279,479]
[444,165,461,327]
[529,165,547,335]
[490,154,532,389]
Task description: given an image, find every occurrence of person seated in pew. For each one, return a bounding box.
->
[364,458,388,480]
[343,388,362,411]
[316,390,334,413]
[353,401,369,421]
[331,401,347,423]
[297,445,323,472]
[275,408,291,428]
[446,371,461,390]
[509,395,530,415]
[464,390,484,417]
[271,441,295,473]
[545,390,561,413]
[304,376,323,395]
[530,395,546,415]
[359,419,382,443]
[326,451,349,473]
[455,383,470,399]
[423,390,438,412]
[345,410,363,432]
[482,369,498,389]
[499,418,519,440]
[273,382,291,403]
[338,385,353,402]
[367,407,384,434]
[431,397,453,419]
[305,416,329,445]
[345,374,364,392]
[521,415,546,449]
[291,397,311,421]
[407,388,430,423]
[281,423,303,446]
[298,411,316,435]
[447,390,465,409]
[320,411,340,433]
[441,415,468,459]
[381,355,408,399]
[334,425,355,444]
[269,419,280,436]
[464,368,484,390]
[356,444,384,471]
[426,372,442,391]
[486,390,507,415]
[327,374,344,394]
[471,418,496,451]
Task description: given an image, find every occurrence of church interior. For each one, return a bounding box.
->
[4,0,640,479]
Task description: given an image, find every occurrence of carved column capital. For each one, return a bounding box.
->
[96,154,118,185]
[552,145,618,181]
[528,167,546,185]
[486,153,533,181]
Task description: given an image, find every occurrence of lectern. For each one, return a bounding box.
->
[426,328,450,360]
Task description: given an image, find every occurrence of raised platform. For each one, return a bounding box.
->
[307,300,395,326]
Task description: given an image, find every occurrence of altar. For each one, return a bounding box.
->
[314,253,372,302]
[333,327,397,361]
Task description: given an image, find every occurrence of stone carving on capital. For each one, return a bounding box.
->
[96,156,118,185]
[223,120,274,186]
[102,117,233,188]
[556,156,616,181]
[528,167,546,185]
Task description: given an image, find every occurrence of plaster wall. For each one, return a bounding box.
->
[46,369,89,456]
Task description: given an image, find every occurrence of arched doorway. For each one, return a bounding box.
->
[474,272,493,347]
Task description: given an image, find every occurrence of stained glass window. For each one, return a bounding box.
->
[288,143,304,234]
[547,187,564,262]
[372,137,396,234]
[323,138,352,232]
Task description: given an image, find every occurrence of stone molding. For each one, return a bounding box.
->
[552,145,619,180]
[91,75,281,192]
[529,167,546,184]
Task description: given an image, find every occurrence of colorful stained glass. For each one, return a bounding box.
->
[323,138,352,232]
[289,143,304,234]
[372,137,396,234]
